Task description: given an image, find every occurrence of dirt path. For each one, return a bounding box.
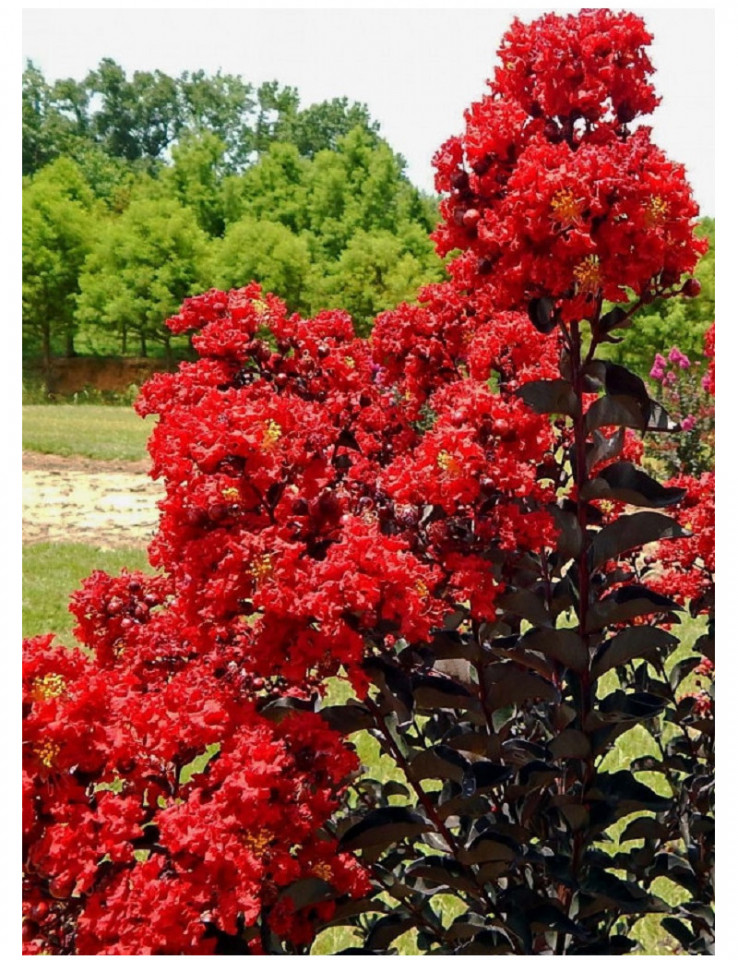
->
[22,452,163,549]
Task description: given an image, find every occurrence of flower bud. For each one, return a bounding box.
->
[462,208,481,230]
[682,277,702,298]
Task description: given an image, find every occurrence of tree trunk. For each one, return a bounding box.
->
[41,321,53,396]
[64,328,76,358]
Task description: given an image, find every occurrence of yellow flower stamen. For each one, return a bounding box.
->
[35,741,60,769]
[415,580,430,599]
[251,299,268,316]
[249,554,274,583]
[437,450,462,476]
[244,828,273,857]
[645,194,669,227]
[550,188,584,226]
[31,673,66,701]
[344,356,356,369]
[222,486,240,502]
[573,255,602,294]
[261,420,282,451]
[312,862,333,882]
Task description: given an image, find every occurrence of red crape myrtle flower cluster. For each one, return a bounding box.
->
[23,9,713,956]
[23,282,566,953]
[433,9,707,322]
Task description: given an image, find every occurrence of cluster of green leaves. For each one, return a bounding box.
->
[22,60,444,368]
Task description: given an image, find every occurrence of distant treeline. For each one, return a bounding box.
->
[22,59,445,364]
[22,60,714,377]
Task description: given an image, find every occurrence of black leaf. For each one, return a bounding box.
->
[583,462,686,508]
[522,626,588,672]
[586,584,682,631]
[258,695,316,722]
[528,296,559,333]
[517,379,578,416]
[597,690,667,721]
[591,625,678,679]
[319,702,375,734]
[589,511,690,570]
[600,306,630,333]
[364,914,416,952]
[337,807,431,853]
[276,877,336,912]
[586,427,625,473]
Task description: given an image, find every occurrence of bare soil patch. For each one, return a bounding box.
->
[22,452,163,548]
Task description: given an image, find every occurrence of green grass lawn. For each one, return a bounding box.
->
[23,542,152,643]
[23,405,154,461]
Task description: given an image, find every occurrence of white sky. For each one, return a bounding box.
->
[21,6,715,215]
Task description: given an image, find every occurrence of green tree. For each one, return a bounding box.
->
[271,96,379,158]
[316,228,445,332]
[85,59,180,165]
[177,70,256,171]
[22,62,87,175]
[22,158,98,369]
[212,217,312,312]
[223,142,309,231]
[166,131,229,236]
[304,127,437,259]
[76,196,211,358]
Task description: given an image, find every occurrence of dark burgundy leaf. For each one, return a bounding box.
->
[497,587,551,626]
[365,915,416,952]
[586,427,625,473]
[517,379,578,416]
[589,511,690,570]
[461,830,518,864]
[276,877,336,912]
[584,394,648,433]
[522,626,588,672]
[337,807,431,852]
[409,745,469,784]
[406,856,478,895]
[586,584,682,631]
[604,362,648,401]
[669,655,703,692]
[319,702,375,734]
[549,503,584,559]
[661,918,699,953]
[620,817,669,842]
[527,296,558,333]
[594,770,672,813]
[484,663,558,709]
[549,728,591,759]
[258,695,315,722]
[591,625,678,679]
[412,675,477,711]
[582,462,685,508]
[600,306,630,333]
[597,690,667,721]
[582,867,670,913]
